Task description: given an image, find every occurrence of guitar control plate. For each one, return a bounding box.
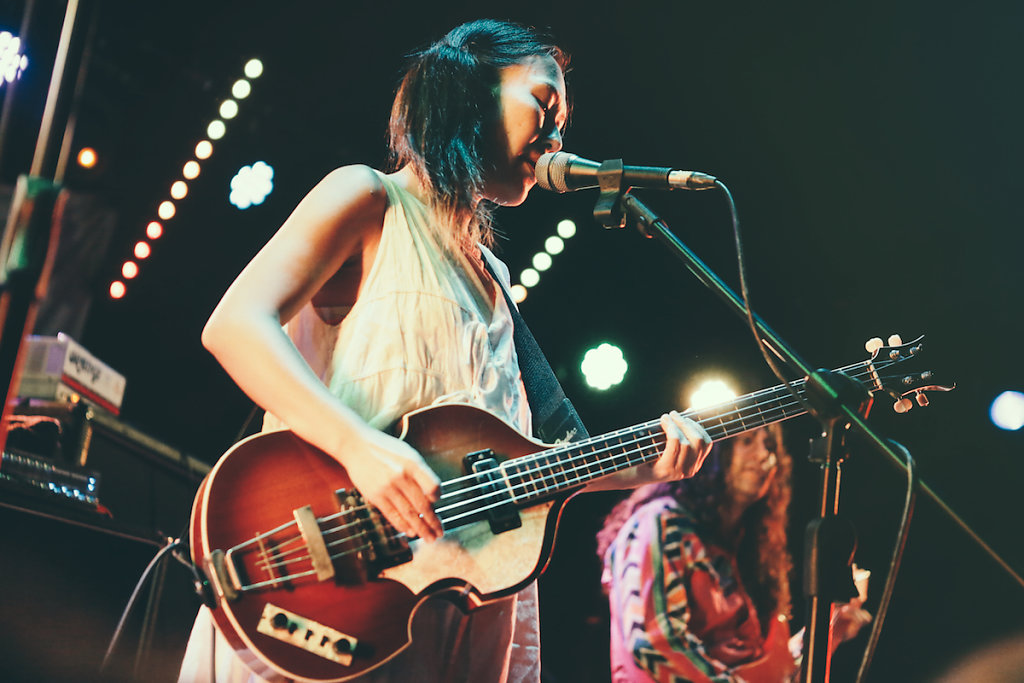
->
[257,603,357,666]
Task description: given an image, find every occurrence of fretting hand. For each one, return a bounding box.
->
[652,410,713,481]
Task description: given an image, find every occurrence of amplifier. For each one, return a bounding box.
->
[4,399,210,542]
[0,446,101,510]
[17,333,127,415]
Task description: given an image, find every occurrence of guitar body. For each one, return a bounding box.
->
[732,617,798,682]
[190,403,568,682]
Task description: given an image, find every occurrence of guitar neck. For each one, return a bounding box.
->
[501,359,873,505]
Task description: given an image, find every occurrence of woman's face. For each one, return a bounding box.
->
[483,54,567,206]
[724,428,778,508]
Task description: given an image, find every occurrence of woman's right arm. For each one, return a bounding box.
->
[201,165,442,541]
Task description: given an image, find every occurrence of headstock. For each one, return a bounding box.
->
[864,334,955,413]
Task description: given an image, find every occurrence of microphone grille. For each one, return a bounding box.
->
[535,152,575,193]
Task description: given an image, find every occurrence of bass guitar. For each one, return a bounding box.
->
[190,335,948,682]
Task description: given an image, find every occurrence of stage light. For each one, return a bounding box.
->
[158,201,175,219]
[557,219,577,239]
[183,160,200,179]
[544,236,564,255]
[109,281,125,299]
[581,343,627,390]
[688,379,738,411]
[77,147,97,168]
[532,252,552,271]
[520,268,540,288]
[207,120,226,140]
[171,180,188,199]
[232,79,251,99]
[511,284,528,303]
[219,99,238,119]
[134,241,151,259]
[991,391,1024,431]
[146,221,163,239]
[0,31,27,86]
[195,140,213,159]
[244,58,263,78]
[122,261,138,279]
[229,161,274,209]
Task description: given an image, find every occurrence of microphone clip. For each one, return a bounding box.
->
[594,159,628,230]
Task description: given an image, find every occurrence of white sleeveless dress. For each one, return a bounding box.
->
[179,170,540,682]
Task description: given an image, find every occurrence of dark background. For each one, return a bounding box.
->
[2,1,1022,681]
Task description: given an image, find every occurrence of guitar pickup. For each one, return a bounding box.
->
[339,490,412,574]
[464,449,521,534]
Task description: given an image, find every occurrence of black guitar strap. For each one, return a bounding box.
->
[482,254,589,444]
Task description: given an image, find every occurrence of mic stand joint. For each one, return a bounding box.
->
[593,159,627,229]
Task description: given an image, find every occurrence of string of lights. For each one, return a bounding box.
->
[105,58,264,299]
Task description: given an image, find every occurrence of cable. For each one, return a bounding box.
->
[855,439,917,682]
[233,402,263,444]
[100,536,184,673]
[716,180,817,417]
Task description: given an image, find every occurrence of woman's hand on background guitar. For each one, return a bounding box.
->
[337,427,444,542]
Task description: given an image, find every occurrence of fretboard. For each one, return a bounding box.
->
[500,358,874,505]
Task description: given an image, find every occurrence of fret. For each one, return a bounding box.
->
[487,359,889,512]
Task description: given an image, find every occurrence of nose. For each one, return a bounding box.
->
[542,126,563,153]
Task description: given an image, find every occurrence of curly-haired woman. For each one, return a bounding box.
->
[598,425,870,682]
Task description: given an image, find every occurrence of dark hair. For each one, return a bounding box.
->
[596,424,793,632]
[388,19,569,251]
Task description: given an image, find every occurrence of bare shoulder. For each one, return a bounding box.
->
[299,164,389,236]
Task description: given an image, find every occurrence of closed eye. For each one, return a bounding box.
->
[535,97,566,136]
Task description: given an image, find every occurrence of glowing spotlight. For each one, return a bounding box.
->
[232,79,251,99]
[688,379,738,411]
[244,58,263,78]
[77,147,97,168]
[581,343,627,390]
[122,261,138,279]
[219,99,239,119]
[557,219,577,239]
[134,241,151,259]
[195,140,213,159]
[991,391,1024,431]
[520,268,540,288]
[207,120,226,140]
[146,221,163,239]
[229,161,275,209]
[171,180,188,199]
[532,252,552,271]
[0,32,28,85]
[544,235,564,255]
[511,284,528,303]
[109,281,126,299]
[183,160,200,179]
[158,201,176,219]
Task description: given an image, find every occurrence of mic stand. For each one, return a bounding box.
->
[799,371,874,683]
[589,166,913,683]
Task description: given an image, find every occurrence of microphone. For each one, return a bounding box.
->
[535,151,717,193]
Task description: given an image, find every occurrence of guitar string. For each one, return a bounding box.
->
[245,357,895,578]
[243,355,906,577]
[249,378,856,581]
[430,355,887,496]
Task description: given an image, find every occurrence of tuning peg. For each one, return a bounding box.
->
[915,391,930,407]
[865,337,884,354]
[893,397,914,413]
[888,334,903,346]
